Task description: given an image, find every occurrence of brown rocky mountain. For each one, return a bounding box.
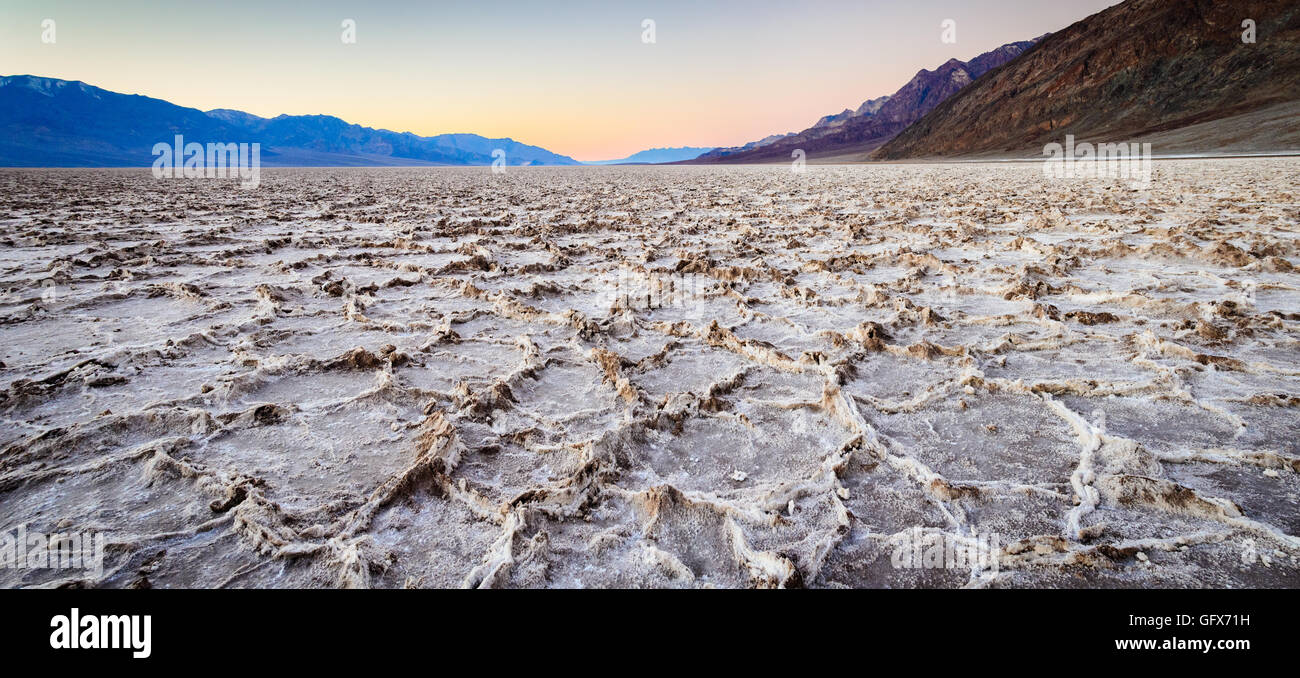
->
[693,38,1042,163]
[810,95,891,131]
[875,0,1300,159]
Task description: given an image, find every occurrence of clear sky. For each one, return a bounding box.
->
[1,0,1121,161]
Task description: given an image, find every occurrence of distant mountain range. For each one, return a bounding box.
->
[584,147,716,165]
[0,75,580,167]
[692,37,1042,163]
[694,0,1299,163]
[7,0,1295,168]
[874,0,1300,159]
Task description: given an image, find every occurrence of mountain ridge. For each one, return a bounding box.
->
[874,0,1300,159]
[691,36,1044,163]
[584,146,717,165]
[0,75,580,167]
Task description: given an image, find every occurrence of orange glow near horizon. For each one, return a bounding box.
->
[1,0,1120,161]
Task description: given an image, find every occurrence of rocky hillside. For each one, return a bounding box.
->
[875,0,1300,159]
[694,38,1041,163]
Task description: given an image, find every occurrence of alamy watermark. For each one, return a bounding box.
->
[152,134,261,189]
[891,527,1001,573]
[1043,135,1152,189]
[50,608,151,659]
[1240,279,1257,306]
[610,264,710,311]
[1,524,106,580]
[1239,538,1293,567]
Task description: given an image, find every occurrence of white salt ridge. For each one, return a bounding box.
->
[0,161,1296,588]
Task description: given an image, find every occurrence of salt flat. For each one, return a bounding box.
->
[0,161,1297,588]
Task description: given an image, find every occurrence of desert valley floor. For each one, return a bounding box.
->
[1,161,1298,588]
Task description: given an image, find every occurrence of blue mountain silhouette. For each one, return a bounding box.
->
[0,75,580,167]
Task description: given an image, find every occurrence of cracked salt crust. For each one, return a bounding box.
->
[0,161,1297,588]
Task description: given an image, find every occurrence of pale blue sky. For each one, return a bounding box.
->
[0,0,1121,159]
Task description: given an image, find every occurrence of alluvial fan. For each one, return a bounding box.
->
[0,162,1297,588]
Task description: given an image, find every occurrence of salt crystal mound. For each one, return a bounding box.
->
[0,161,1297,589]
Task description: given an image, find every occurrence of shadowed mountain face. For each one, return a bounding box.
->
[875,0,1300,159]
[694,38,1041,163]
[0,77,235,167]
[0,75,580,167]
